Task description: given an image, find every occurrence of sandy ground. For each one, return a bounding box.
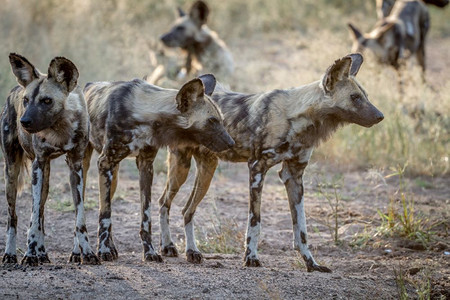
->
[0,152,449,299]
[1,27,450,300]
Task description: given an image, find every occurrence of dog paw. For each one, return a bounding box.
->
[98,249,118,262]
[161,244,178,257]
[21,255,39,266]
[68,253,81,263]
[144,253,163,263]
[244,256,261,267]
[186,249,203,264]
[38,254,51,264]
[2,254,18,264]
[307,263,332,273]
[82,253,101,265]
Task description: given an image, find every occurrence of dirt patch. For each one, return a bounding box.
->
[0,154,449,299]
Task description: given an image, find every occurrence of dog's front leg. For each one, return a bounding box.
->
[136,147,162,262]
[182,151,219,264]
[21,158,51,266]
[66,153,99,264]
[279,159,331,273]
[2,150,24,264]
[244,159,268,267]
[159,148,193,257]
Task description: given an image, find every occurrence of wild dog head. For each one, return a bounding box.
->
[9,53,79,133]
[347,22,399,66]
[160,0,210,49]
[320,53,384,127]
[176,74,234,152]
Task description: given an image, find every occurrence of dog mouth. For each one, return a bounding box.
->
[21,126,41,134]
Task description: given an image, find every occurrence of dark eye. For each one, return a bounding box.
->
[208,117,219,124]
[23,97,29,106]
[41,98,53,105]
[350,94,361,102]
[175,26,185,32]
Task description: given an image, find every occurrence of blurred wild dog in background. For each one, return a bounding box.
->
[83,74,234,262]
[376,0,448,19]
[349,0,430,85]
[157,53,384,270]
[1,54,99,266]
[155,1,233,84]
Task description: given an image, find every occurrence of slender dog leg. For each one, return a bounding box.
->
[279,159,331,273]
[21,158,51,266]
[67,148,99,264]
[2,150,23,264]
[69,143,95,262]
[158,148,193,257]
[97,150,124,261]
[244,159,268,267]
[136,147,162,262]
[182,151,218,263]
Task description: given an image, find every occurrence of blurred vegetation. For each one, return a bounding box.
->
[0,0,449,175]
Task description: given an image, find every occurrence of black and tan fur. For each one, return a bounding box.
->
[158,54,384,270]
[159,0,233,81]
[1,54,99,266]
[348,0,429,79]
[377,0,448,19]
[83,74,234,262]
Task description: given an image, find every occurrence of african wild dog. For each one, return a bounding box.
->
[158,53,384,270]
[377,0,448,19]
[1,54,99,265]
[83,74,234,262]
[348,0,429,81]
[160,0,233,80]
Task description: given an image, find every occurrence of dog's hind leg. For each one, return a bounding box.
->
[279,159,331,273]
[158,148,194,257]
[136,146,162,262]
[181,150,218,263]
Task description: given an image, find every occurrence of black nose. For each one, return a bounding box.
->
[160,34,169,42]
[377,112,384,122]
[20,118,32,128]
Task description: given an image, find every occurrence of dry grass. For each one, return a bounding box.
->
[0,0,449,175]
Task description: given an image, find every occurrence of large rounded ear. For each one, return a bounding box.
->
[176,78,204,113]
[322,56,352,94]
[9,53,41,87]
[198,74,216,96]
[348,53,364,76]
[47,57,79,93]
[347,23,363,40]
[189,0,209,27]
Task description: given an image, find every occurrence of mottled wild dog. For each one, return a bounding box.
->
[83,74,234,262]
[160,0,233,80]
[348,0,429,80]
[158,54,384,270]
[377,0,448,19]
[1,54,99,265]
